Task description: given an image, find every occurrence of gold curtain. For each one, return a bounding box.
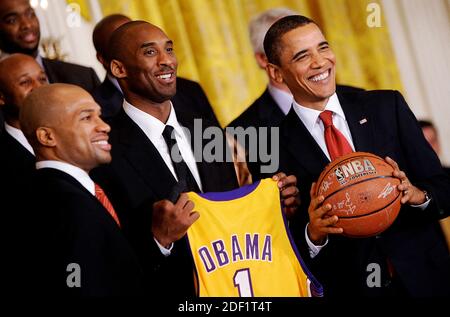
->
[73,0,403,127]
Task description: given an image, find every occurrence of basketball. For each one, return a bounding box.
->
[315,152,402,238]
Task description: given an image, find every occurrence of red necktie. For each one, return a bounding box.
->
[95,183,121,227]
[319,110,353,161]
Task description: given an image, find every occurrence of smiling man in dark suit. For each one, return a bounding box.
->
[0,54,46,183]
[91,20,300,297]
[18,83,144,296]
[261,15,450,296]
[92,14,219,124]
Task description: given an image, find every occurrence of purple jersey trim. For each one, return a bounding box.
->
[198,180,260,201]
[280,202,324,297]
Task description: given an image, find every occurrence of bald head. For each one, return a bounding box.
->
[20,84,86,143]
[0,53,47,127]
[20,83,112,171]
[92,14,131,70]
[108,20,149,62]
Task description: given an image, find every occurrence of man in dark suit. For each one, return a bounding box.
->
[230,7,363,130]
[92,14,219,125]
[18,83,144,296]
[91,21,300,297]
[0,54,47,294]
[0,54,46,183]
[260,15,450,296]
[0,0,100,92]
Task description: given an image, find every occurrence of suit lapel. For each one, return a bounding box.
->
[282,109,329,175]
[115,111,177,199]
[338,92,374,152]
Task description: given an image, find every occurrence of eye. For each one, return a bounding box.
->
[5,17,17,25]
[166,47,174,54]
[19,79,32,86]
[39,76,47,83]
[144,49,156,56]
[81,115,91,121]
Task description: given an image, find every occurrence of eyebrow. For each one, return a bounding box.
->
[140,40,173,49]
[291,41,330,62]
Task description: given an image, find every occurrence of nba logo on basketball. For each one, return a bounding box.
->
[334,167,346,184]
[335,159,376,185]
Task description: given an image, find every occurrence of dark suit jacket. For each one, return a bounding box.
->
[93,76,220,126]
[269,90,450,297]
[42,58,100,93]
[0,130,35,185]
[26,168,144,296]
[91,108,238,297]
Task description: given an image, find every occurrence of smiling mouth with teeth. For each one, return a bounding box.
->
[157,73,173,80]
[309,70,330,82]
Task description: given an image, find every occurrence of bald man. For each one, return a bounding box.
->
[18,83,144,296]
[0,0,100,93]
[0,54,46,188]
[91,14,220,124]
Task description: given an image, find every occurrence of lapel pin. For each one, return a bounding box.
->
[359,118,368,125]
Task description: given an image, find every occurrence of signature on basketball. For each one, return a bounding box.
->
[321,180,331,193]
[335,192,357,215]
[377,182,395,199]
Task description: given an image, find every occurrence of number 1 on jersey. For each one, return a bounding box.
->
[233,268,254,297]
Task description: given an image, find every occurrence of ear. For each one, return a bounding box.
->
[36,127,57,147]
[96,52,107,68]
[266,63,284,85]
[110,59,127,79]
[254,52,268,69]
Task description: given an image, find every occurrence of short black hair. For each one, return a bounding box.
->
[263,15,315,65]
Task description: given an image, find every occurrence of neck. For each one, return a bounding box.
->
[294,96,330,111]
[6,118,20,129]
[269,79,291,93]
[126,93,172,123]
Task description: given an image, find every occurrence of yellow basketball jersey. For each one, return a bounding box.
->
[187,178,323,297]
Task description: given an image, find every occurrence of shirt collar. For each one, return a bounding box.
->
[267,84,293,115]
[292,93,346,130]
[123,99,183,143]
[35,160,95,195]
[4,122,35,155]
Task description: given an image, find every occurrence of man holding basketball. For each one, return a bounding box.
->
[261,15,450,296]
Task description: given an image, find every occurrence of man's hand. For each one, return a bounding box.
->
[307,182,343,245]
[152,193,199,248]
[385,156,427,205]
[273,172,300,218]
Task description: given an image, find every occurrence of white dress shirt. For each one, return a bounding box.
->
[292,93,355,161]
[4,123,35,155]
[268,84,293,115]
[123,99,203,192]
[35,160,95,195]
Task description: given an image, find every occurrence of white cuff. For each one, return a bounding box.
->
[305,223,328,258]
[411,197,431,210]
[154,237,174,257]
